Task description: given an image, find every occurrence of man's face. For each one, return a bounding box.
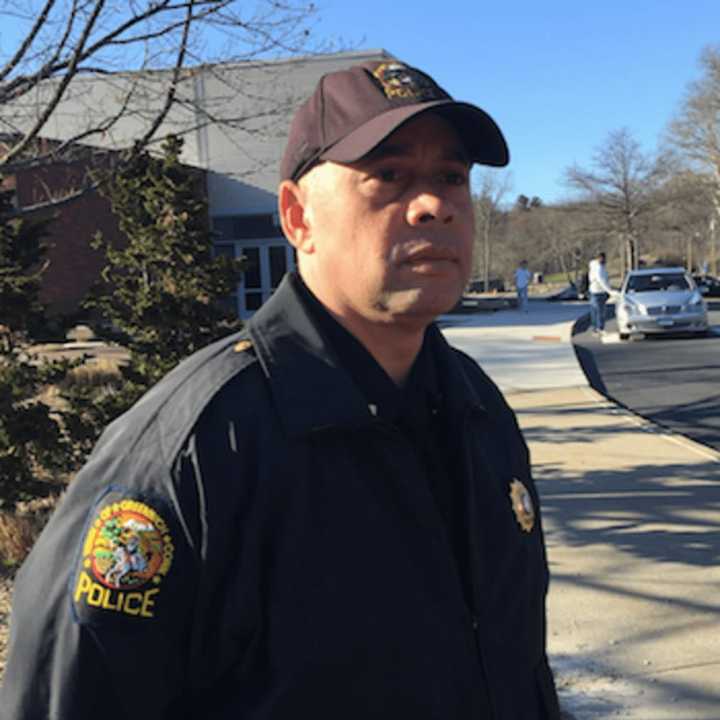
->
[288,113,475,330]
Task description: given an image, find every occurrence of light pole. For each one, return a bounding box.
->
[687,232,698,273]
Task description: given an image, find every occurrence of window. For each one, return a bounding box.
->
[270,245,287,289]
[211,214,294,317]
[627,273,689,293]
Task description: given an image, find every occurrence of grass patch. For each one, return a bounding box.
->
[62,356,123,388]
[0,496,62,569]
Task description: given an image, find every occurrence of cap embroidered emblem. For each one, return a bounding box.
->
[509,479,535,533]
[73,499,174,618]
[372,62,443,101]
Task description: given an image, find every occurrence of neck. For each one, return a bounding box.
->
[325,306,426,387]
[342,316,425,386]
[297,272,428,385]
[325,307,426,386]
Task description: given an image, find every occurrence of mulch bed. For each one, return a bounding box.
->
[0,571,13,680]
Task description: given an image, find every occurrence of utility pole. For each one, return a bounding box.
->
[687,234,694,272]
[710,214,717,276]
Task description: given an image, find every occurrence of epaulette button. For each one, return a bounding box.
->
[234,340,253,353]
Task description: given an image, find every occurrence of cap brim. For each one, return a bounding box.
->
[320,99,509,167]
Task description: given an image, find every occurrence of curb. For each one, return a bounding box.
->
[568,314,720,461]
[580,386,720,463]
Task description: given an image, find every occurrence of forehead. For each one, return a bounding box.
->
[364,113,469,164]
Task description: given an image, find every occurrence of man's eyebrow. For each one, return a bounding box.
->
[363,143,470,165]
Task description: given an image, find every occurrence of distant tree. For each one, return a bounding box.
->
[565,128,664,271]
[0,0,318,216]
[513,194,541,213]
[651,169,715,272]
[65,135,244,452]
[504,199,586,284]
[473,170,511,289]
[666,45,720,274]
[545,203,602,284]
[515,194,530,211]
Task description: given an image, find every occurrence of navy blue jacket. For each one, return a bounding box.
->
[1,275,560,719]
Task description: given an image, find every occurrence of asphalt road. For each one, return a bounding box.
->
[573,301,720,452]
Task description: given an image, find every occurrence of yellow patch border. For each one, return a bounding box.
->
[75,498,174,619]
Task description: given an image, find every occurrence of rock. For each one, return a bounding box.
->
[65,324,95,342]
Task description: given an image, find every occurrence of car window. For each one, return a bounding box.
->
[625,273,690,293]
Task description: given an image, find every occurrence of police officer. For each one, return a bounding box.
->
[1,60,561,719]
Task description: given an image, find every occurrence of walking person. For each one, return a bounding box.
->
[1,59,561,720]
[588,251,614,334]
[514,259,533,312]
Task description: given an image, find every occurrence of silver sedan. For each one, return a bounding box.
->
[616,267,708,340]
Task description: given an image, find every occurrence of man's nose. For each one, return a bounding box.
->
[405,189,454,226]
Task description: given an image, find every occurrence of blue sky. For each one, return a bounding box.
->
[2,2,718,205]
[315,0,720,204]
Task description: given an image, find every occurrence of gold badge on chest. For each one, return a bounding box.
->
[509,479,535,533]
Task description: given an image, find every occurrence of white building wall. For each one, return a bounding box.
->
[6,49,391,213]
[5,49,392,315]
[198,50,390,215]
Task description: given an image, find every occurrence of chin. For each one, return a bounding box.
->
[382,285,462,321]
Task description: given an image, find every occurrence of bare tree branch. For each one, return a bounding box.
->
[132,0,194,152]
[0,0,318,214]
[2,85,136,173]
[473,169,512,286]
[565,128,663,269]
[3,0,108,164]
[666,44,720,236]
[1,2,177,103]
[0,0,57,82]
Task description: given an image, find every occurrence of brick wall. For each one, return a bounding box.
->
[15,159,123,318]
[14,156,207,320]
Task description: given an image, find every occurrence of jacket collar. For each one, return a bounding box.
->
[248,275,486,437]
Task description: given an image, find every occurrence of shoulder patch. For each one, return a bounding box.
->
[72,493,175,622]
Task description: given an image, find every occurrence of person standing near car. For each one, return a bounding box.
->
[588,251,614,334]
[514,259,533,312]
[1,59,561,720]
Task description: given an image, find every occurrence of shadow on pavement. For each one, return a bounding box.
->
[538,457,720,715]
[537,458,720,568]
[552,646,720,719]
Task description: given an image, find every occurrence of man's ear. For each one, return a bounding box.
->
[278,180,315,255]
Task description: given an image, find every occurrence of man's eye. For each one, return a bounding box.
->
[378,168,399,182]
[444,171,468,186]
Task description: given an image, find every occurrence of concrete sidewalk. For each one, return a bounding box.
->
[441,300,720,720]
[440,300,589,393]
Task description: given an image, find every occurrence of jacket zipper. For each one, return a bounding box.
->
[461,407,499,720]
[376,415,498,719]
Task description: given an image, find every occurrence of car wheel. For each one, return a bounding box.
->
[619,332,630,341]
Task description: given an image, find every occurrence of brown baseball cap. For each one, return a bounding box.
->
[280,59,509,182]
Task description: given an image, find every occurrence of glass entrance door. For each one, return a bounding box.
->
[212,214,295,318]
[228,240,294,318]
